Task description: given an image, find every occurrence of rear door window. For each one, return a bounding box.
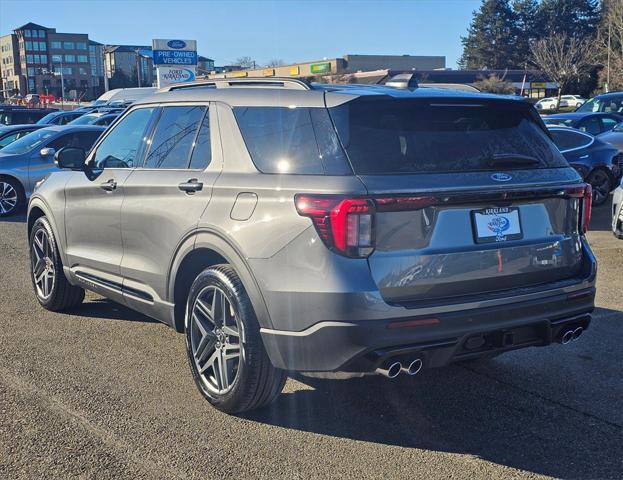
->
[143,105,206,169]
[233,107,351,175]
[549,129,592,152]
[579,117,601,135]
[329,98,567,175]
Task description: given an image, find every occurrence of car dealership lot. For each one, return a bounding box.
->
[0,208,621,480]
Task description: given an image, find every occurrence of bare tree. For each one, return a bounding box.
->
[235,56,256,69]
[598,0,623,91]
[531,34,596,105]
[473,73,516,94]
[265,59,285,68]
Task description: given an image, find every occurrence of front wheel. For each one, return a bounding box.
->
[30,217,85,311]
[185,264,286,414]
[0,177,25,217]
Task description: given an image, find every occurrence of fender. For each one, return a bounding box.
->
[167,228,275,330]
[27,196,71,272]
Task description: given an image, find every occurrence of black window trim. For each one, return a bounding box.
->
[549,127,594,153]
[135,102,210,171]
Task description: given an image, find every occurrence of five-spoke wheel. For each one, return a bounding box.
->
[31,228,55,299]
[0,179,23,217]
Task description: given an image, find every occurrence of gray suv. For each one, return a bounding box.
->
[27,78,597,413]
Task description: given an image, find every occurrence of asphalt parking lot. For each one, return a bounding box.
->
[0,204,621,480]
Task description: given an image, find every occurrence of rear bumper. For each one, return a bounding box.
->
[261,287,595,372]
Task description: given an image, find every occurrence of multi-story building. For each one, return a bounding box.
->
[89,40,105,98]
[0,22,105,100]
[197,55,215,75]
[104,45,154,88]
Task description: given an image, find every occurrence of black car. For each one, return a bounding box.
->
[543,112,623,136]
[549,126,622,205]
[0,106,57,125]
[0,124,45,149]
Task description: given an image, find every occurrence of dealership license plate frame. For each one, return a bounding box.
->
[471,207,523,244]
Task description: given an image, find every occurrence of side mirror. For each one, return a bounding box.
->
[54,147,86,170]
[40,147,56,157]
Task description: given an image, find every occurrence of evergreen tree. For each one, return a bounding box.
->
[536,0,601,40]
[459,0,520,69]
[512,0,542,67]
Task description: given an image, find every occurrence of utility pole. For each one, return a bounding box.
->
[606,23,611,93]
[53,56,65,109]
[135,49,142,88]
[103,46,110,92]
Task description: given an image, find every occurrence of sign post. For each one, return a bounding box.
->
[152,39,198,88]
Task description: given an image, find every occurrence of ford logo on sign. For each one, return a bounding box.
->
[491,173,513,182]
[167,40,186,49]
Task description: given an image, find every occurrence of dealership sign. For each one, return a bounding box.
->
[156,66,197,87]
[152,39,197,66]
[152,39,198,88]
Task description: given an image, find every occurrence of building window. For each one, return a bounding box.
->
[65,54,75,62]
[51,41,61,49]
[28,78,35,91]
[77,55,88,63]
[33,42,40,51]
[91,66,97,75]
[79,67,87,75]
[89,45,95,53]
[76,42,87,50]
[26,41,33,50]
[26,54,33,63]
[33,55,40,64]
[63,42,74,49]
[27,67,35,75]
[39,42,46,51]
[25,29,32,37]
[41,54,48,64]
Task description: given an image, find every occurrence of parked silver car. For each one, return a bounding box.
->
[0,125,104,215]
[27,78,597,413]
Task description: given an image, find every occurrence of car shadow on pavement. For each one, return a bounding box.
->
[243,311,623,479]
[69,298,159,324]
[0,212,26,223]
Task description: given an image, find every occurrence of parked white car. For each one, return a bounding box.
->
[613,178,623,239]
[560,95,586,108]
[535,97,559,111]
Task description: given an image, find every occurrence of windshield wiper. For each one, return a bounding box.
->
[487,153,541,167]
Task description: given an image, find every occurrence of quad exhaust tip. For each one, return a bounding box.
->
[560,326,584,345]
[376,358,424,378]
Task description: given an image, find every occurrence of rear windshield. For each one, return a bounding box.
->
[329,98,567,175]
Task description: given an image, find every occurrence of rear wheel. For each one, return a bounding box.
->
[29,217,85,311]
[587,170,611,206]
[0,177,24,217]
[185,264,286,414]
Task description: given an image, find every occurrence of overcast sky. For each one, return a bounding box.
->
[0,0,481,68]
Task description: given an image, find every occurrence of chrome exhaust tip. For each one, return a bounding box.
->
[376,361,402,378]
[561,330,574,345]
[403,358,423,376]
[572,327,583,341]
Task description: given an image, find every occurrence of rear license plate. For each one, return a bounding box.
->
[472,207,522,243]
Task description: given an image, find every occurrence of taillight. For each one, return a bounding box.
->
[295,195,375,257]
[582,183,592,233]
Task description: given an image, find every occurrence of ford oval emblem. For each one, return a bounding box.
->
[167,40,186,49]
[491,172,513,182]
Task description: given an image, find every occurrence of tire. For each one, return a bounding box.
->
[185,264,286,414]
[29,217,85,311]
[0,177,25,217]
[587,169,612,206]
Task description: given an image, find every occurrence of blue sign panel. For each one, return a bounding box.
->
[153,50,197,66]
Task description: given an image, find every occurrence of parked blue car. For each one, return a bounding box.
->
[549,126,622,205]
[543,112,623,136]
[0,125,104,216]
[36,110,85,126]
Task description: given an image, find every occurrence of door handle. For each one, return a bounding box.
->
[178,178,203,194]
[100,179,117,192]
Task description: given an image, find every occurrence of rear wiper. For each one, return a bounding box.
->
[487,153,541,167]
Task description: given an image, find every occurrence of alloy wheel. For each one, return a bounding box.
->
[0,181,18,215]
[590,171,610,205]
[31,229,55,299]
[190,286,243,395]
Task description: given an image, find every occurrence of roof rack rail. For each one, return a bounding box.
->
[159,77,312,92]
